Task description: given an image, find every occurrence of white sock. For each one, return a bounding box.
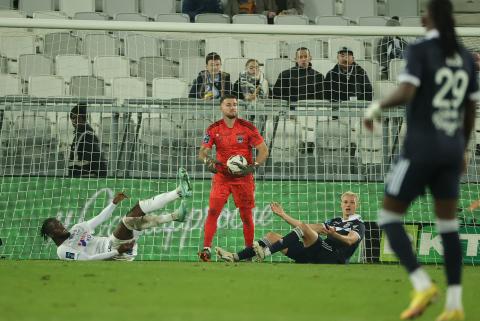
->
[409,268,432,291]
[138,190,178,213]
[445,285,462,310]
[264,247,272,257]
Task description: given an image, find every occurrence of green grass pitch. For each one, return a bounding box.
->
[1,261,479,321]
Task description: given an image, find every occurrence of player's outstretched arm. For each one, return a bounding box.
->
[270,202,303,227]
[85,192,127,230]
[59,242,134,261]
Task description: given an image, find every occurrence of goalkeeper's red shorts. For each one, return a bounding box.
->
[209,173,255,209]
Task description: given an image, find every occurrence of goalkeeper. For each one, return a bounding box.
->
[40,168,192,261]
[216,191,365,264]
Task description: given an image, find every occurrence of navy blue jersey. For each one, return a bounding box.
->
[324,215,365,262]
[398,30,480,163]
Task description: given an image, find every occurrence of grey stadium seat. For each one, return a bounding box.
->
[138,56,179,84]
[43,32,78,58]
[70,75,105,96]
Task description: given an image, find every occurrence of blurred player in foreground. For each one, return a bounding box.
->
[363,0,479,320]
[216,192,365,264]
[40,168,192,261]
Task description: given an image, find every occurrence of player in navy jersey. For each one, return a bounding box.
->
[216,192,365,264]
[198,94,269,261]
[364,1,480,320]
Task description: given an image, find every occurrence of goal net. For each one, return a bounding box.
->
[0,16,479,264]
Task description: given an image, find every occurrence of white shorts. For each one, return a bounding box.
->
[108,234,139,261]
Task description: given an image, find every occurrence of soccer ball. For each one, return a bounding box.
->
[227,155,247,174]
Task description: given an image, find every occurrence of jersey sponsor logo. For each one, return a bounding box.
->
[236,135,244,143]
[203,134,210,144]
[65,252,75,259]
[77,232,91,247]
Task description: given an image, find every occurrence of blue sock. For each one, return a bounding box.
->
[441,232,462,285]
[237,247,255,261]
[382,222,420,273]
[269,229,302,254]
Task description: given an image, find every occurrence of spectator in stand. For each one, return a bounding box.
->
[273,47,324,104]
[232,59,269,102]
[256,0,304,24]
[376,16,409,79]
[182,0,224,22]
[189,52,232,100]
[324,47,373,102]
[225,0,258,17]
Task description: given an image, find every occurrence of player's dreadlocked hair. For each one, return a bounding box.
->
[40,218,57,241]
[428,0,459,58]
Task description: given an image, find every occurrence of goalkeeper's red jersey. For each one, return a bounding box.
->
[202,118,264,167]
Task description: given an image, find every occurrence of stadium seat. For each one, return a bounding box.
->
[33,10,68,19]
[385,0,419,18]
[138,56,179,84]
[373,80,396,100]
[0,56,7,73]
[232,14,267,24]
[140,0,175,19]
[178,56,205,84]
[70,75,105,96]
[19,0,55,17]
[265,117,300,174]
[311,59,336,77]
[223,57,249,84]
[0,74,21,95]
[81,34,119,60]
[287,39,326,59]
[59,0,95,17]
[243,39,280,66]
[103,0,138,18]
[73,11,109,20]
[315,15,349,26]
[152,77,188,99]
[205,37,241,61]
[18,54,53,81]
[55,54,92,83]
[352,119,384,176]
[43,32,79,58]
[162,39,202,62]
[124,34,161,62]
[316,119,352,175]
[343,0,377,21]
[0,0,13,10]
[328,37,365,60]
[274,15,309,25]
[155,13,190,23]
[0,34,36,61]
[28,75,65,96]
[357,16,389,26]
[355,59,380,82]
[195,13,230,24]
[93,55,131,84]
[111,77,147,103]
[388,58,406,82]
[400,16,422,27]
[304,0,335,23]
[114,12,148,21]
[264,58,294,87]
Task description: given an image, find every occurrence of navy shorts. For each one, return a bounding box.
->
[285,237,340,264]
[385,156,462,204]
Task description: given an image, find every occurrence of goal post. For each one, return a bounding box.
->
[0,17,479,264]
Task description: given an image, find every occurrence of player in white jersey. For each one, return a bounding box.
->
[40,168,192,261]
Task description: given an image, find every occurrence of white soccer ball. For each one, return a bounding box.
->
[227,155,247,174]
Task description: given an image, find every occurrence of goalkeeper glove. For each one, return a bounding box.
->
[204,156,220,174]
[231,162,257,176]
[364,101,382,122]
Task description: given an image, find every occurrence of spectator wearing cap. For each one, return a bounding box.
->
[273,47,324,104]
[68,104,107,178]
[324,46,373,102]
[189,52,232,100]
[256,0,304,24]
[375,16,409,79]
[182,0,224,22]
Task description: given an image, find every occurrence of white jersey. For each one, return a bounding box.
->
[57,222,113,261]
[56,202,126,261]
